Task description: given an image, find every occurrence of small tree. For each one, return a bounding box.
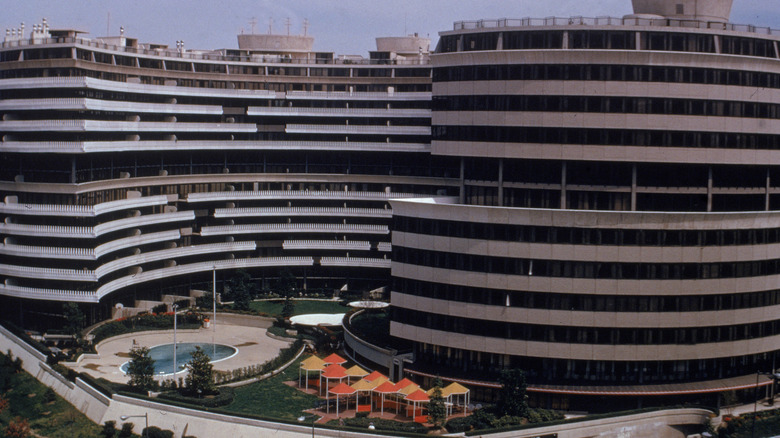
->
[63,302,85,341]
[100,420,117,438]
[428,375,447,428]
[118,422,134,438]
[496,368,528,418]
[225,270,256,311]
[184,346,215,396]
[127,346,157,391]
[281,297,296,318]
[195,290,214,310]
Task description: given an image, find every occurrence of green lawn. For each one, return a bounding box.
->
[248,299,348,316]
[223,357,320,421]
[0,355,101,438]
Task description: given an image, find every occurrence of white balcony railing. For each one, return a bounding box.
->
[283,240,371,251]
[214,206,392,219]
[0,119,257,133]
[200,223,388,237]
[1,196,170,217]
[188,190,417,203]
[0,243,95,260]
[247,106,430,118]
[0,140,430,154]
[95,257,313,300]
[94,241,256,278]
[0,264,97,282]
[285,124,430,136]
[0,284,98,303]
[0,98,222,114]
[285,90,431,101]
[319,257,391,268]
[94,230,181,258]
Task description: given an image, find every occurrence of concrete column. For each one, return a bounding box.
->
[631,163,637,211]
[707,166,713,212]
[560,161,567,209]
[766,168,771,211]
[498,158,504,207]
[459,157,465,204]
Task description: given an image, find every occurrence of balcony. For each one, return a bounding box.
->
[200,223,389,237]
[0,77,278,100]
[0,243,94,260]
[0,140,431,154]
[95,257,314,300]
[94,230,181,258]
[0,264,97,282]
[0,119,257,133]
[282,240,371,251]
[187,190,417,203]
[319,257,391,269]
[285,124,430,136]
[0,98,222,114]
[213,206,392,219]
[94,241,257,278]
[285,90,431,101]
[247,106,430,118]
[1,196,170,217]
[0,284,98,303]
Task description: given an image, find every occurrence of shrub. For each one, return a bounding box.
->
[327,416,427,434]
[157,386,235,408]
[151,304,168,314]
[100,421,117,438]
[142,426,174,438]
[118,422,134,438]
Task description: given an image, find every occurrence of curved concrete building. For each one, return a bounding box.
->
[0,22,454,325]
[387,0,780,408]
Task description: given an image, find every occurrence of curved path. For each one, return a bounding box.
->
[70,324,291,383]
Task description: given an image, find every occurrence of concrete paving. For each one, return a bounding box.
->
[69,323,292,383]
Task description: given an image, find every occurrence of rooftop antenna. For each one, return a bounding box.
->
[249,17,257,34]
[302,18,309,36]
[268,17,273,34]
[285,17,291,35]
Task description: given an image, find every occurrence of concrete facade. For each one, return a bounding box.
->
[389,0,780,403]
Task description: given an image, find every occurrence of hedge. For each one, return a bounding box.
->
[157,386,235,408]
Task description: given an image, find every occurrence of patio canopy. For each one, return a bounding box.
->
[364,370,387,382]
[299,355,326,390]
[323,353,347,365]
[328,382,357,417]
[373,380,400,414]
[320,363,348,395]
[345,364,369,382]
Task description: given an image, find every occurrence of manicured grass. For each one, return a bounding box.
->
[223,357,320,421]
[248,299,348,316]
[0,355,101,438]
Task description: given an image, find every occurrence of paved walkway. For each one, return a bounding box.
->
[68,324,292,383]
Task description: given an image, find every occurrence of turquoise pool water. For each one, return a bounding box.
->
[120,342,237,376]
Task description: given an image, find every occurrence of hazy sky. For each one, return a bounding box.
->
[2,1,777,55]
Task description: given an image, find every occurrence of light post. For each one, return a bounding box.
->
[213,265,216,356]
[172,303,178,378]
[297,413,315,438]
[120,413,148,438]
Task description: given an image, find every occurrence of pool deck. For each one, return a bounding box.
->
[68,323,292,384]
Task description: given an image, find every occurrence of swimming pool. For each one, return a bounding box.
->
[120,342,238,376]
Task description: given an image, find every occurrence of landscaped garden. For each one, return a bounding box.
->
[0,352,101,438]
[248,299,348,317]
